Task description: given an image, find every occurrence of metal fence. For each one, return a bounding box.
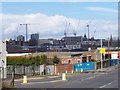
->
[7,65,54,76]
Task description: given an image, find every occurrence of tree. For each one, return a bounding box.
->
[52,55,60,64]
[40,54,47,64]
[35,55,41,65]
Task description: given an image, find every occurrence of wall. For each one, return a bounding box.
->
[55,64,74,74]
[0,41,7,79]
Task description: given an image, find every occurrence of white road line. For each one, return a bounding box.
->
[99,82,113,88]
[20,80,67,85]
[83,74,102,81]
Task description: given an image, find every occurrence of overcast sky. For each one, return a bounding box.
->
[0,2,118,40]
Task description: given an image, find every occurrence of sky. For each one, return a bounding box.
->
[0,2,118,40]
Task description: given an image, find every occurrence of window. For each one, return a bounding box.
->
[78,60,80,63]
[82,57,87,63]
[105,54,111,59]
[68,60,71,64]
[88,56,92,62]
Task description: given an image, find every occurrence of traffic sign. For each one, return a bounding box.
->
[100,48,106,54]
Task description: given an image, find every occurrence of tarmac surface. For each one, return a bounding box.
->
[14,65,119,88]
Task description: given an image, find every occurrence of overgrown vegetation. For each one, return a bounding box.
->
[7,55,60,75]
[52,55,60,64]
[7,54,60,65]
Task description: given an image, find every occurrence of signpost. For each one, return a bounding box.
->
[100,48,106,54]
[100,39,106,72]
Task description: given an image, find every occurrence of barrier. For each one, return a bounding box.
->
[57,72,60,75]
[71,70,74,73]
[23,76,27,84]
[62,73,66,80]
[80,68,83,72]
[74,62,95,71]
[65,70,67,74]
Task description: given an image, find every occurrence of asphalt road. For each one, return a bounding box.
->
[15,66,119,88]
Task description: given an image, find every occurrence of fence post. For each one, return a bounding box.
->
[94,62,97,70]
[11,71,14,87]
[54,64,57,75]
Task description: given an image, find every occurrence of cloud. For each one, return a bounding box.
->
[0,13,118,40]
[85,7,118,13]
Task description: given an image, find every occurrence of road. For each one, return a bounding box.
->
[15,66,119,88]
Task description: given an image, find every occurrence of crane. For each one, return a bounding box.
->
[64,21,70,37]
[86,18,94,40]
[73,29,77,37]
[73,20,80,37]
[20,23,40,42]
[20,24,30,42]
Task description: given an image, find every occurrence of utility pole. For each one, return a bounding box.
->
[108,37,110,60]
[101,39,103,72]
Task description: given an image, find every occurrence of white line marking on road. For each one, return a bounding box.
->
[99,82,113,88]
[21,80,67,85]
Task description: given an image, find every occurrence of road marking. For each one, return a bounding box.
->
[83,74,102,81]
[99,82,113,88]
[21,80,67,85]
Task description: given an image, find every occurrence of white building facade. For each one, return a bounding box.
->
[0,41,7,79]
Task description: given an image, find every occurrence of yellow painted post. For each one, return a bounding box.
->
[65,70,67,74]
[80,68,83,72]
[57,72,60,75]
[50,72,53,75]
[62,73,66,80]
[71,70,74,74]
[23,76,27,84]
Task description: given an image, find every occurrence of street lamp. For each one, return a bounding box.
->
[101,39,103,72]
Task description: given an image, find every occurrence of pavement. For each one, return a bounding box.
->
[13,65,119,88]
[14,75,61,82]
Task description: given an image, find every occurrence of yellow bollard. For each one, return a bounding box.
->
[71,70,74,74]
[65,70,67,74]
[62,73,66,80]
[50,72,53,75]
[57,72,60,75]
[23,76,27,84]
[81,68,83,72]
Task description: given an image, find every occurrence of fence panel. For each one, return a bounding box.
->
[46,65,54,75]
[7,65,55,76]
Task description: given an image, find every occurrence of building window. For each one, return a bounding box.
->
[82,57,87,63]
[78,60,80,63]
[68,60,71,64]
[88,56,92,62]
[105,54,111,60]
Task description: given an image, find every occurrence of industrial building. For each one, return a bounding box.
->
[16,35,25,46]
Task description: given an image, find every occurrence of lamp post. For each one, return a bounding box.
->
[101,39,103,72]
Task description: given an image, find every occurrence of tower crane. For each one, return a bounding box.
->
[20,24,30,42]
[64,21,70,37]
[20,23,40,42]
[86,18,94,40]
[73,20,80,37]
